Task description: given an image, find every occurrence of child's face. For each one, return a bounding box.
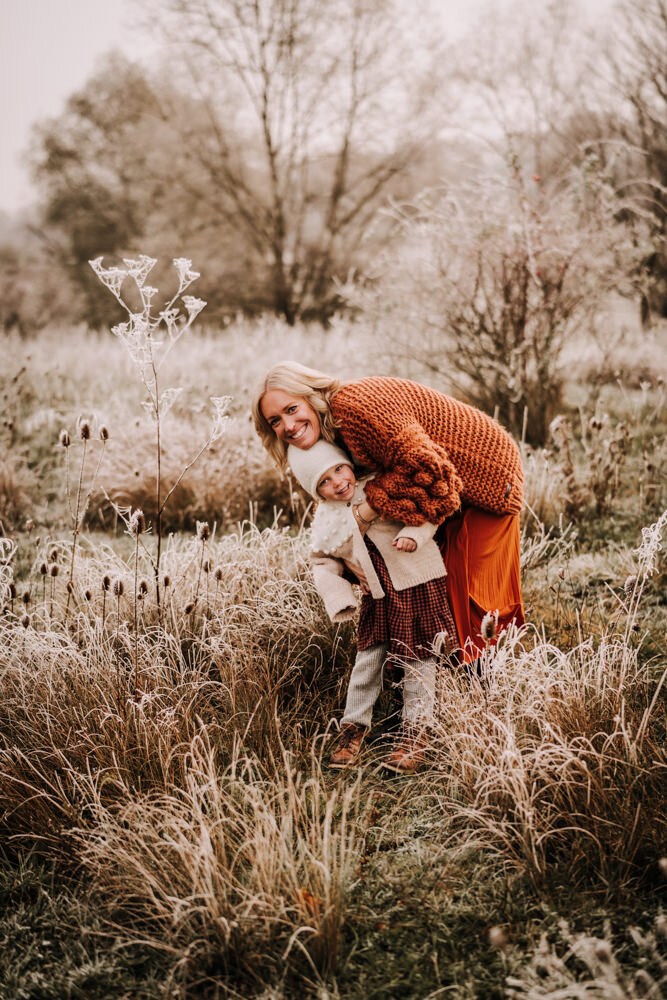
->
[317,463,355,501]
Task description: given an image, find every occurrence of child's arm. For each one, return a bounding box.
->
[391,520,439,552]
[311,553,358,622]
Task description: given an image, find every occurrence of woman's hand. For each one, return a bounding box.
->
[393,536,417,552]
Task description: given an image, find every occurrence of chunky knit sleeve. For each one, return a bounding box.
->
[330,376,524,525]
[363,424,463,524]
[332,383,463,525]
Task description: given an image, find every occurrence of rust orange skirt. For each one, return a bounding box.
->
[436,507,524,662]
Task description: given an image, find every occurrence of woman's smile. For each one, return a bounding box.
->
[260,388,321,449]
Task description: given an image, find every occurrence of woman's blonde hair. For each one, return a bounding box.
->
[252,361,342,470]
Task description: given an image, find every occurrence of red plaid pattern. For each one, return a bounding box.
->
[358,539,456,662]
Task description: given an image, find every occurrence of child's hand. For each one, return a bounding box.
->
[393,536,416,552]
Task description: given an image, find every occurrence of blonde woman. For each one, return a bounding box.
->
[253,363,525,757]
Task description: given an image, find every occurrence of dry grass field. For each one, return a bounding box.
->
[1,306,666,999]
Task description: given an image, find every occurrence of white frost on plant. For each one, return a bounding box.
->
[182,295,206,321]
[173,257,200,291]
[123,255,157,288]
[210,395,232,441]
[159,387,184,417]
[120,318,163,365]
[89,257,128,297]
[141,285,159,307]
[159,308,180,339]
[634,508,667,577]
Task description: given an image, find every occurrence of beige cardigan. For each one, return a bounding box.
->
[310,510,446,624]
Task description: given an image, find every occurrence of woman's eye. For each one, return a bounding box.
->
[287,405,297,413]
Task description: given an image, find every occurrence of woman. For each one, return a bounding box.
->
[252,361,524,690]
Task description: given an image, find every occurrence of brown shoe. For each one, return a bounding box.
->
[383,728,429,774]
[329,724,366,768]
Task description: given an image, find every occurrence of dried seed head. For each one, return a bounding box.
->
[66,581,74,594]
[588,416,603,431]
[129,509,145,535]
[9,582,17,599]
[139,579,148,595]
[102,575,111,591]
[50,548,58,562]
[184,602,195,614]
[623,575,638,597]
[659,857,667,879]
[203,559,211,573]
[593,940,612,964]
[59,429,71,448]
[21,614,30,629]
[99,425,109,442]
[113,578,124,597]
[84,589,92,601]
[480,611,498,641]
[40,562,48,576]
[196,521,210,542]
[214,568,223,582]
[22,591,30,605]
[433,630,450,657]
[655,914,667,939]
[163,575,171,588]
[25,518,34,533]
[136,591,144,601]
[79,420,91,440]
[488,926,508,950]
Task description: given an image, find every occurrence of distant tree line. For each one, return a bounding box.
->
[1,0,665,333]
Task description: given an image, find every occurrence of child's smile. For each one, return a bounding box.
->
[317,463,356,502]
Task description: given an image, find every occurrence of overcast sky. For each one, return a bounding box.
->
[0,0,617,215]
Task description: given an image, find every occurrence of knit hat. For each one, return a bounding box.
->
[288,441,353,499]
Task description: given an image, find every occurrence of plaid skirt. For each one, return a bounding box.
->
[357,539,456,662]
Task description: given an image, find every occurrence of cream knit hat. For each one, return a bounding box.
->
[288,441,353,499]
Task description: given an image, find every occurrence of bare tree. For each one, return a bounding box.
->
[446,0,606,179]
[605,0,667,323]
[143,0,445,323]
[347,157,635,446]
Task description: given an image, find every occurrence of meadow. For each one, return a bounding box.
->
[0,304,666,1000]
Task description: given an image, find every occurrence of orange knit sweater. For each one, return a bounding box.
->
[330,377,524,526]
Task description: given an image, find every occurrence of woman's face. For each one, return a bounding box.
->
[260,388,321,449]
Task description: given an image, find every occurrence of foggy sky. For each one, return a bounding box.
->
[0,0,616,215]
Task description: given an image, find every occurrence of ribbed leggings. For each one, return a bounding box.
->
[341,643,436,729]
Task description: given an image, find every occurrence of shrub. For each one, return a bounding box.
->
[349,156,640,445]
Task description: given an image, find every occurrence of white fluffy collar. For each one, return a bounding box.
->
[309,479,369,555]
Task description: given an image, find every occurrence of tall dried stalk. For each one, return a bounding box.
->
[89,255,230,610]
[62,423,109,616]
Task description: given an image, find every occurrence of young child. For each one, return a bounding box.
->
[288,440,456,773]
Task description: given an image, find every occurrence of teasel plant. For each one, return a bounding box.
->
[0,538,18,619]
[89,255,230,612]
[61,421,109,617]
[192,520,211,623]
